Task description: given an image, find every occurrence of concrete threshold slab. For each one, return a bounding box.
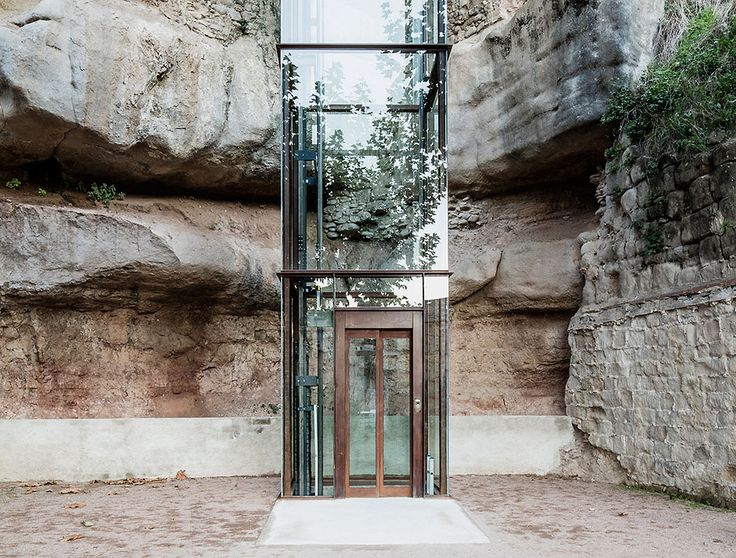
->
[258,498,490,546]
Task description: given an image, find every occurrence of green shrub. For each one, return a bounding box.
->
[86,182,125,208]
[36,188,48,197]
[603,8,736,163]
[5,178,21,190]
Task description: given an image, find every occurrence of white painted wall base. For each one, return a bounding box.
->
[449,415,575,475]
[0,415,574,482]
[0,417,281,482]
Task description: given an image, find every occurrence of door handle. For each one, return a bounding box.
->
[414,398,422,413]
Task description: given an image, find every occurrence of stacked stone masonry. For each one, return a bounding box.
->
[568,288,736,507]
[580,138,736,306]
[569,138,736,507]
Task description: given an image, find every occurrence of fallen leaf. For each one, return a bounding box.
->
[617,512,629,517]
[60,487,84,495]
[107,491,120,496]
[42,480,58,486]
[24,487,36,495]
[144,525,156,530]
[22,482,39,488]
[62,534,84,542]
[175,470,188,481]
[81,520,95,528]
[65,503,84,509]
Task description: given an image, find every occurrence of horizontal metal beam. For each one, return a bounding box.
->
[278,269,452,278]
[311,104,421,114]
[278,43,452,54]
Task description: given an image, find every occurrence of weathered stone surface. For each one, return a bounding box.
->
[579,140,736,307]
[450,183,597,415]
[569,139,736,506]
[0,193,281,419]
[449,0,665,193]
[568,288,736,507]
[0,197,280,310]
[449,247,502,302]
[484,239,583,311]
[0,305,281,418]
[452,312,572,415]
[448,0,525,41]
[0,0,280,197]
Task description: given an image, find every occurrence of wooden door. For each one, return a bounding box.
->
[334,310,423,498]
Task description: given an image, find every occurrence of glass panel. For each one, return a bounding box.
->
[284,49,448,271]
[291,278,335,496]
[383,335,411,486]
[425,297,448,494]
[281,0,443,44]
[348,337,377,487]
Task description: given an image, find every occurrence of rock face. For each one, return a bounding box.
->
[0,192,281,418]
[0,197,280,309]
[0,0,280,197]
[568,138,736,506]
[449,0,665,194]
[450,184,597,415]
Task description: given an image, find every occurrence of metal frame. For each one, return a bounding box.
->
[278,43,451,53]
[334,310,424,498]
[279,0,450,499]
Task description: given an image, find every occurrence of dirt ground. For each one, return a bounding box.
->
[1,475,734,557]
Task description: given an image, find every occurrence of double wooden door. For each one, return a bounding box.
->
[334,310,424,498]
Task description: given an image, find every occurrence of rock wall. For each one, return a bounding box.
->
[449,0,665,194]
[450,183,598,415]
[0,192,281,418]
[0,0,673,484]
[568,139,736,506]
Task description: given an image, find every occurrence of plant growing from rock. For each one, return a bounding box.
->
[85,182,125,208]
[5,178,21,190]
[36,188,48,197]
[603,6,736,164]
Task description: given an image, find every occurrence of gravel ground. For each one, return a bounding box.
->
[1,475,733,557]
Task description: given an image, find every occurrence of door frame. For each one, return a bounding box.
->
[334,309,424,498]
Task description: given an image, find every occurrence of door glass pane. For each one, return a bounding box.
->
[383,336,411,486]
[348,337,377,487]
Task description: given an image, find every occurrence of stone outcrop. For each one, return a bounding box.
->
[0,196,280,310]
[568,138,736,507]
[0,192,281,418]
[0,0,280,197]
[450,184,597,415]
[449,0,665,194]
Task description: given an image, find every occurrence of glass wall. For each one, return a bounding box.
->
[280,0,449,498]
[281,0,445,44]
[282,49,448,272]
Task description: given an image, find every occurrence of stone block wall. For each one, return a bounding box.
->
[568,287,736,506]
[569,138,736,506]
[580,138,736,306]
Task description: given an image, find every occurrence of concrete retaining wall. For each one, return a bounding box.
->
[0,415,575,482]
